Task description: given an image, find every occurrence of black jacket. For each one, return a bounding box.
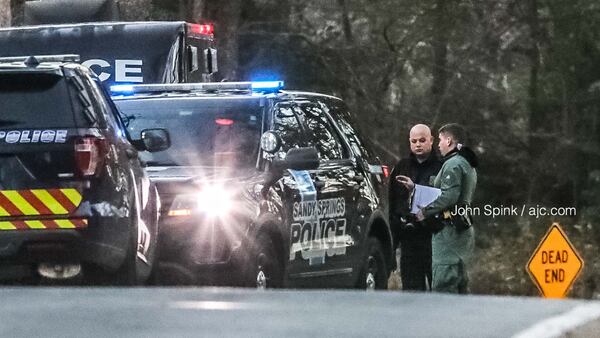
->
[389,152,442,248]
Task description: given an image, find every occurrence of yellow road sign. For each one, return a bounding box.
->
[527,223,583,298]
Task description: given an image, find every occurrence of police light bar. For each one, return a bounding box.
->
[111,82,252,94]
[111,81,285,95]
[0,54,80,64]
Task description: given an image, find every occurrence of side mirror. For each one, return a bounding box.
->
[274,147,319,171]
[141,128,170,153]
[260,131,281,154]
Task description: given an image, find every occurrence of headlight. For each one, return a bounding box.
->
[168,185,233,218]
[196,185,232,216]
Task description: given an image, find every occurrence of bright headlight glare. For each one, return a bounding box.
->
[168,186,233,217]
[196,186,232,216]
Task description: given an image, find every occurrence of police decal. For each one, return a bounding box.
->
[289,197,349,263]
[0,130,68,144]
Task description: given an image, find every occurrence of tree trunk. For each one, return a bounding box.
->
[338,0,353,44]
[178,0,205,23]
[526,0,542,204]
[431,0,449,126]
[118,0,152,21]
[0,0,10,27]
[9,0,23,26]
[204,0,241,80]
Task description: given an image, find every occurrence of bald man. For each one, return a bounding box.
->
[389,124,442,291]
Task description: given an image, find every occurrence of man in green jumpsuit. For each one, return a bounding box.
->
[415,123,478,293]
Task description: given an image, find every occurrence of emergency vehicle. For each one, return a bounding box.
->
[0,55,168,284]
[112,82,394,289]
[0,0,218,87]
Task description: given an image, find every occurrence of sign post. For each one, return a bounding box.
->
[527,223,583,298]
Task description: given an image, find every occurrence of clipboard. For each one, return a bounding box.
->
[411,184,441,214]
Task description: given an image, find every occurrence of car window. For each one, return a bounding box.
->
[90,77,126,138]
[0,73,76,129]
[295,101,346,161]
[323,100,374,160]
[272,102,306,159]
[116,97,263,168]
[71,69,104,128]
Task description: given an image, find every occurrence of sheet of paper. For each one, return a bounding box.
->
[411,184,442,214]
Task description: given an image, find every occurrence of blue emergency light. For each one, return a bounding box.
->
[251,81,284,92]
[110,84,135,94]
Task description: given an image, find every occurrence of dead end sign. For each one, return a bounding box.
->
[527,223,584,298]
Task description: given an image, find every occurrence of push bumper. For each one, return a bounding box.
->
[157,215,247,285]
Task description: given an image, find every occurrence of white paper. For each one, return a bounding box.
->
[411,184,442,214]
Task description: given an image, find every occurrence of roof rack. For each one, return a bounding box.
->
[110,81,284,95]
[0,54,80,66]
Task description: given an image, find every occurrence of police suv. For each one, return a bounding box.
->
[0,55,168,284]
[112,82,394,289]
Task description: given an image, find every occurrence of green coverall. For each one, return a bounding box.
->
[422,151,477,293]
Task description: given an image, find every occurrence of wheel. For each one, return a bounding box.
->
[249,233,283,289]
[358,237,389,290]
[82,210,138,286]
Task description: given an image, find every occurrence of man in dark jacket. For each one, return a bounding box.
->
[389,124,442,291]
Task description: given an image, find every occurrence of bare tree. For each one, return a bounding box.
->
[204,0,241,80]
[177,0,204,22]
[0,0,10,27]
[431,0,449,124]
[118,0,151,21]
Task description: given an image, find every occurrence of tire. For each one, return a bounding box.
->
[357,237,389,290]
[147,242,161,286]
[249,233,283,289]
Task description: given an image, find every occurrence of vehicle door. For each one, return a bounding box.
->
[285,99,361,287]
[320,99,385,277]
[268,101,314,286]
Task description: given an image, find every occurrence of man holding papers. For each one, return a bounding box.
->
[408,123,479,294]
[389,124,441,291]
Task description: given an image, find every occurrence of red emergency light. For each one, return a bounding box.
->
[215,118,234,126]
[188,23,214,36]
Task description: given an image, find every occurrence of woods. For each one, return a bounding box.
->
[1,0,600,297]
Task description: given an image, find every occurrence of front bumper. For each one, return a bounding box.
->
[157,215,247,285]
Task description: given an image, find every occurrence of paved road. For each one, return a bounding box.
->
[0,287,598,338]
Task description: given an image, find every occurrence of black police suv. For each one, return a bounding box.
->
[112,81,394,289]
[0,55,169,284]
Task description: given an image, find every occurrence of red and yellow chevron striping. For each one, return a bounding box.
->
[0,219,88,231]
[0,189,82,217]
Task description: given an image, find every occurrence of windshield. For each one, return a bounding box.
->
[115,97,263,168]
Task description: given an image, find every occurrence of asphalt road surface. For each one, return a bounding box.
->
[1,287,599,338]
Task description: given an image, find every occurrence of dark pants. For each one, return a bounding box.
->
[399,233,432,291]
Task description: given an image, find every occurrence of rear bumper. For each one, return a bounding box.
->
[0,215,130,280]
